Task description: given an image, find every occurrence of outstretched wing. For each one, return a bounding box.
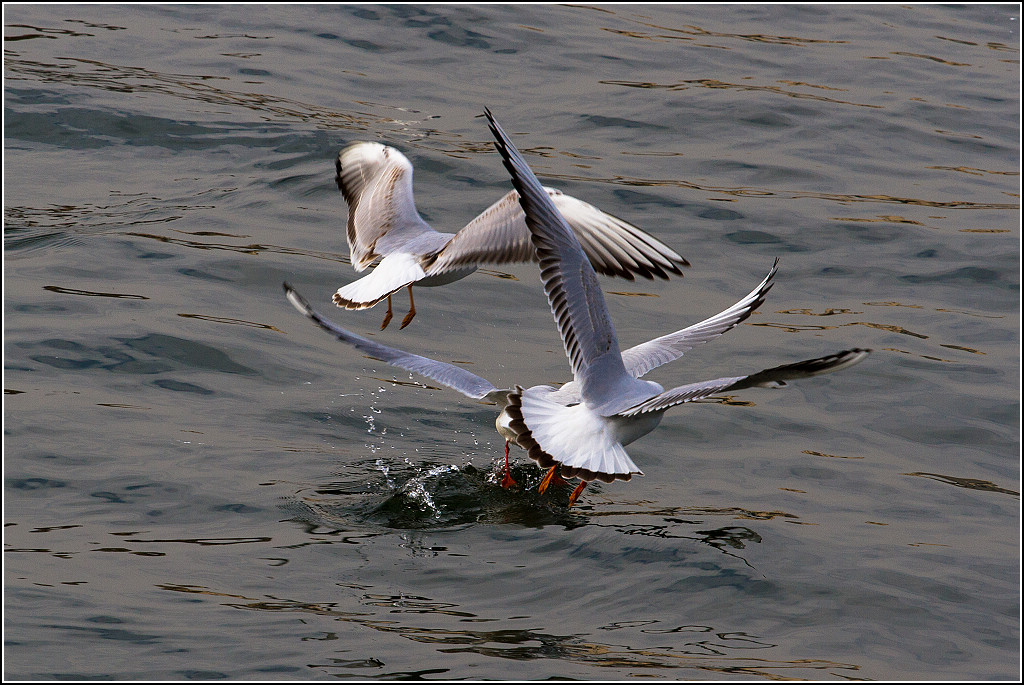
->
[284,282,502,401]
[485,109,635,413]
[723,348,872,392]
[621,259,778,378]
[618,348,871,416]
[336,142,431,271]
[426,187,687,280]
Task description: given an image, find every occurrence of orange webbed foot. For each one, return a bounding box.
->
[398,285,416,330]
[538,465,566,495]
[567,481,588,507]
[399,310,416,330]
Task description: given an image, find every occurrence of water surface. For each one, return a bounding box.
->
[4,4,1020,681]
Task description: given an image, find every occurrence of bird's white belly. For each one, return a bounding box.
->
[495,409,518,443]
[611,410,664,446]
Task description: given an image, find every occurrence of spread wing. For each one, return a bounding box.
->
[426,187,688,279]
[621,259,778,378]
[284,282,502,401]
[486,109,639,414]
[618,348,872,416]
[336,142,432,271]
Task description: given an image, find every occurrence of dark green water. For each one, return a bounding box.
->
[4,4,1019,680]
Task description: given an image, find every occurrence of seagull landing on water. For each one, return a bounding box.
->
[331,141,689,329]
[283,110,870,507]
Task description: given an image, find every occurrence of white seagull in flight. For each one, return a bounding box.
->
[332,140,689,329]
[284,110,870,506]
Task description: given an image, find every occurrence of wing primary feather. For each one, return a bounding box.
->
[619,348,871,416]
[622,258,779,379]
[484,109,629,390]
[283,282,500,400]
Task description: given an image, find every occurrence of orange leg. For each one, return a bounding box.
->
[538,465,566,495]
[500,440,517,489]
[567,480,588,507]
[380,294,394,330]
[399,285,416,329]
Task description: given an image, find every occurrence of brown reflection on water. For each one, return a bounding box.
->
[903,472,1019,496]
[840,321,929,339]
[43,285,149,299]
[601,16,849,48]
[6,23,95,40]
[864,301,924,309]
[752,316,935,341]
[888,51,971,66]
[158,582,861,678]
[802,450,864,460]
[749,322,836,333]
[177,313,284,333]
[927,165,1019,177]
[833,214,931,227]
[775,308,861,316]
[938,344,984,355]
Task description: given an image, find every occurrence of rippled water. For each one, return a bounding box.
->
[4,4,1020,681]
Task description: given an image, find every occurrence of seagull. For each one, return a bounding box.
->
[332,141,689,329]
[283,110,870,506]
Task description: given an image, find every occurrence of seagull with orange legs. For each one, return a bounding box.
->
[332,141,689,329]
[484,109,868,504]
[284,110,870,504]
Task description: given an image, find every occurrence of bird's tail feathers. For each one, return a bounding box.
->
[505,385,642,484]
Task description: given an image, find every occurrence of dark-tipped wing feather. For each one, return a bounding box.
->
[618,348,871,416]
[484,109,630,398]
[426,187,687,280]
[284,282,500,400]
[621,259,778,378]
